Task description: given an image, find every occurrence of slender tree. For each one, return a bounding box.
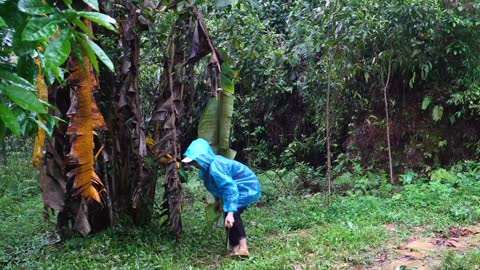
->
[326,58,332,205]
[382,55,394,184]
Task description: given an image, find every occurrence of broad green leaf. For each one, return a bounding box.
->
[22,16,58,41]
[215,0,236,8]
[220,73,234,94]
[52,66,65,82]
[2,84,46,113]
[71,39,87,72]
[220,63,235,94]
[45,66,55,85]
[421,96,432,110]
[16,55,36,82]
[38,99,57,111]
[63,9,78,21]
[30,116,53,136]
[199,98,219,149]
[18,112,35,136]
[73,18,94,38]
[79,36,99,73]
[0,103,21,136]
[0,70,36,91]
[63,0,72,5]
[77,11,117,32]
[18,0,55,15]
[218,92,235,155]
[221,62,234,77]
[45,29,71,70]
[0,17,6,28]
[198,91,236,159]
[432,105,444,122]
[12,27,38,56]
[86,38,114,73]
[52,115,67,124]
[82,0,99,11]
[205,203,222,227]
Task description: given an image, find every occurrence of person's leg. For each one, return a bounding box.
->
[228,222,240,250]
[230,208,249,256]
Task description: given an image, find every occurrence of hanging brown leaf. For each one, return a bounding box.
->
[188,19,212,63]
[66,48,105,203]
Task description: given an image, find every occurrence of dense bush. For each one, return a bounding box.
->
[166,0,480,173]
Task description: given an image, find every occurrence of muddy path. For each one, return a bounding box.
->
[363,225,480,270]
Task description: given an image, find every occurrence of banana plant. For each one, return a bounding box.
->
[9,0,117,236]
[198,62,237,159]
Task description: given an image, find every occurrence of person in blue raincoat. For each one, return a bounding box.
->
[182,138,261,257]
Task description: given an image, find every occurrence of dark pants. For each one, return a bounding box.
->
[226,207,246,247]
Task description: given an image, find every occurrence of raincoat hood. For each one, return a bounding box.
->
[183,138,215,169]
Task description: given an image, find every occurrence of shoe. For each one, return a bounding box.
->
[228,248,250,257]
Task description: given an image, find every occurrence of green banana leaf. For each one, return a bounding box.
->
[198,91,236,159]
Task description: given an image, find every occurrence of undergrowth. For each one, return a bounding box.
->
[1,157,480,269]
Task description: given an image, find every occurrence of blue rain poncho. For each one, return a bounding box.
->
[183,138,262,212]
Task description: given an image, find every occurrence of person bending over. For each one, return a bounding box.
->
[182,138,262,257]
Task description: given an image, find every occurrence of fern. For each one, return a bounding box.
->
[432,105,444,122]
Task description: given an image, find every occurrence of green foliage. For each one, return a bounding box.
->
[18,0,55,15]
[421,96,432,110]
[81,0,99,12]
[441,249,480,270]
[84,37,114,72]
[0,0,117,143]
[0,139,38,198]
[17,5,117,75]
[191,0,480,170]
[432,105,444,122]
[215,0,236,8]
[0,104,20,136]
[198,62,237,159]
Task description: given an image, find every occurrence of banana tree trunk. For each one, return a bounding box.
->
[97,1,154,225]
[151,12,195,238]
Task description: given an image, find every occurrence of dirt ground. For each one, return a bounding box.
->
[364,225,480,270]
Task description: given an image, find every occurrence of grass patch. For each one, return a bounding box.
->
[441,249,480,269]
[1,160,480,269]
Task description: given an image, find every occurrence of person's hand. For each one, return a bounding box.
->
[225,212,234,228]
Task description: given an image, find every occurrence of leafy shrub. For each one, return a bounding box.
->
[397,161,480,222]
[441,249,480,270]
[0,139,38,198]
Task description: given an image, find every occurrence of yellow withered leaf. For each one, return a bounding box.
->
[146,136,156,150]
[146,136,179,166]
[66,47,104,204]
[32,58,48,168]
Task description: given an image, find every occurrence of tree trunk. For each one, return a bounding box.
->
[42,1,155,237]
[326,60,333,205]
[383,57,394,184]
[98,1,154,226]
[151,13,195,238]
